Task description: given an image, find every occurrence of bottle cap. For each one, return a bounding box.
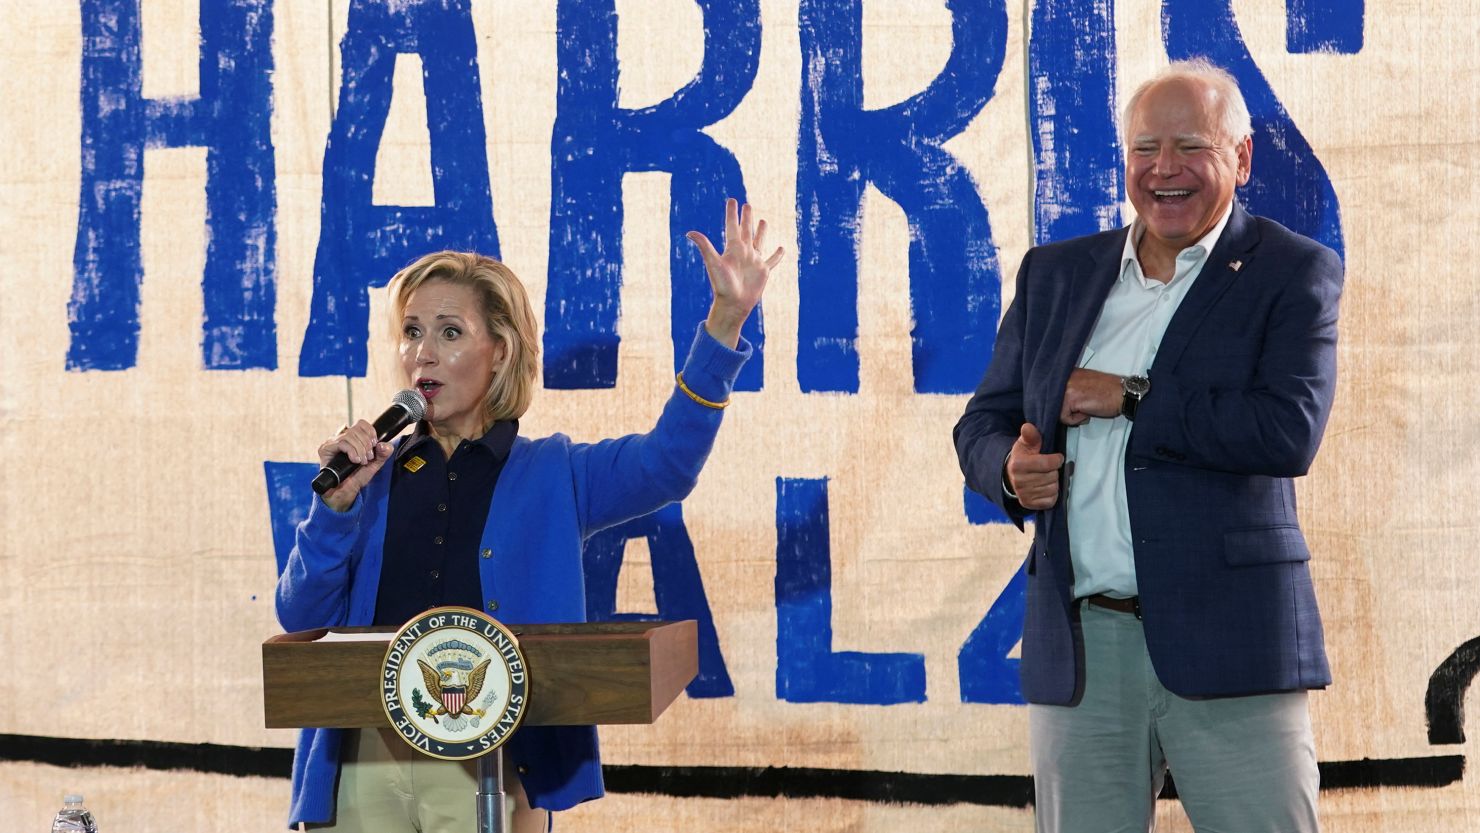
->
[64,794,83,803]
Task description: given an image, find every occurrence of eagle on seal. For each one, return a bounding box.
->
[417,657,492,720]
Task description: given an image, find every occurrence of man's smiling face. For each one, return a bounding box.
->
[1125,77,1251,259]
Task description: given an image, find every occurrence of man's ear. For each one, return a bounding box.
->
[1235,135,1253,186]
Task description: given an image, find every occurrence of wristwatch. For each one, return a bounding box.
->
[1121,374,1150,421]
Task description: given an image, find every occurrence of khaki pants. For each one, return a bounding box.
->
[304,728,549,833]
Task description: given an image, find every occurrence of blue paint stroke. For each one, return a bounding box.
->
[958,559,1026,704]
[298,0,499,377]
[582,503,734,697]
[775,477,926,704]
[1028,0,1123,244]
[1163,0,1345,259]
[796,0,1005,394]
[963,484,1012,525]
[264,461,318,578]
[71,0,277,371]
[545,0,762,390]
[1287,0,1364,54]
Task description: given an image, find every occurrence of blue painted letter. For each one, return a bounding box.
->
[1287,0,1364,54]
[775,477,926,704]
[958,560,1027,704]
[1163,0,1347,259]
[546,0,763,390]
[72,0,277,371]
[299,0,498,377]
[264,461,318,577]
[1028,0,1123,245]
[963,484,1013,526]
[796,0,1006,394]
[582,504,734,697]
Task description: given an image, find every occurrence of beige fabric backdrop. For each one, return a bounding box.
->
[2,0,1478,830]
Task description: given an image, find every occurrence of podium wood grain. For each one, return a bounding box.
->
[262,621,698,729]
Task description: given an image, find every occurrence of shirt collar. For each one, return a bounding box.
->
[1119,201,1235,285]
[397,419,519,461]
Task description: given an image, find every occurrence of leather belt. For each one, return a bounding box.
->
[1084,593,1141,618]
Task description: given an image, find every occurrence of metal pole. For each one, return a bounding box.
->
[475,747,505,833]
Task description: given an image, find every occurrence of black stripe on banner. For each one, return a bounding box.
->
[1318,754,1466,790]
[0,733,292,779]
[0,734,1464,807]
[602,764,1036,807]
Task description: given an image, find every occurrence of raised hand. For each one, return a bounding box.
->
[686,198,786,349]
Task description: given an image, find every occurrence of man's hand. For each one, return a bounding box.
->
[1061,368,1123,425]
[1006,423,1065,510]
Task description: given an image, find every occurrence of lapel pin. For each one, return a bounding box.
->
[1229,259,1243,272]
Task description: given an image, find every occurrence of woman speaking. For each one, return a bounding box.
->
[277,199,783,832]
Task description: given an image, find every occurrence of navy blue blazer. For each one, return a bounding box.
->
[954,203,1343,705]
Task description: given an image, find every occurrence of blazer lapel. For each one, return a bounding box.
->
[1035,233,1125,450]
[1149,202,1262,376]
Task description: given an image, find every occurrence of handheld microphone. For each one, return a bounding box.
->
[311,389,428,495]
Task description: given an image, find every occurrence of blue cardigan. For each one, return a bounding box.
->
[275,325,748,827]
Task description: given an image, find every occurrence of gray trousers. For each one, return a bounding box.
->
[1029,603,1320,833]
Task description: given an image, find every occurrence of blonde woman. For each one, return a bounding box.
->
[278,199,782,831]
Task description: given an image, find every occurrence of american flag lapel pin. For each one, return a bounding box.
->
[1229,259,1243,272]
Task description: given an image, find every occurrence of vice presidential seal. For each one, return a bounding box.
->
[380,606,529,760]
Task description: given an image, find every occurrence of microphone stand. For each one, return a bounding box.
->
[475,748,506,833]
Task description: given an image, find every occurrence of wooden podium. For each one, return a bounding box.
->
[262,620,698,832]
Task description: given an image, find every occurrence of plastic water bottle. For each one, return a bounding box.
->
[51,794,97,833]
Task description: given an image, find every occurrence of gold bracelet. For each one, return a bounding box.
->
[675,372,729,410]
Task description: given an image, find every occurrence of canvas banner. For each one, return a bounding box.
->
[1,1,1477,831]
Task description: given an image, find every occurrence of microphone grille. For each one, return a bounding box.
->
[393,388,428,421]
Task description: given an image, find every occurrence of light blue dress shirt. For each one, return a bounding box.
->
[1065,204,1233,599]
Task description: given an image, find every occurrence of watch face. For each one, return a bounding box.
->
[1125,375,1150,397]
